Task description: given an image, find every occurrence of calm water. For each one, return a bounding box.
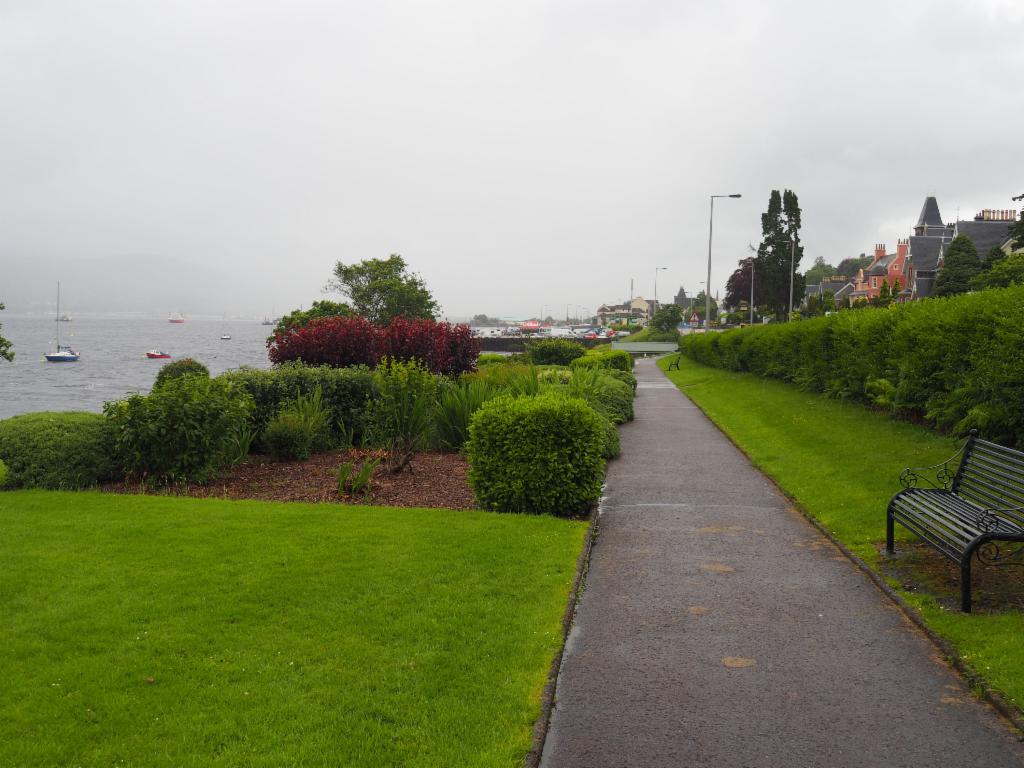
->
[0,316,273,419]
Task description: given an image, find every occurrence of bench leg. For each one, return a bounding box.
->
[960,557,972,613]
[885,507,895,554]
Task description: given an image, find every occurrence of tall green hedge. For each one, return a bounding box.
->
[570,349,633,372]
[679,285,1024,447]
[218,362,373,445]
[0,412,118,489]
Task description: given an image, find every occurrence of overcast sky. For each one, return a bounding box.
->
[1,0,1022,319]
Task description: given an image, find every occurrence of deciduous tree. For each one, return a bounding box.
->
[329,254,438,324]
[273,300,353,335]
[0,303,12,362]
[650,304,684,332]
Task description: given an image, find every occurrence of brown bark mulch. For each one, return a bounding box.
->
[101,450,479,510]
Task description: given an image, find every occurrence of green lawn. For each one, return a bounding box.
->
[0,491,587,767]
[660,356,1024,710]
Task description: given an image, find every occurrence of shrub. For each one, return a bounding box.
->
[466,393,606,516]
[599,417,621,459]
[105,376,254,484]
[381,317,480,376]
[267,315,480,376]
[467,364,541,396]
[435,378,497,452]
[477,353,511,366]
[570,349,633,372]
[0,458,6,488]
[366,360,439,472]
[153,358,209,390]
[525,338,586,366]
[219,363,373,447]
[679,285,1024,448]
[267,315,379,368]
[568,369,634,425]
[602,367,637,392]
[264,410,312,461]
[0,412,118,489]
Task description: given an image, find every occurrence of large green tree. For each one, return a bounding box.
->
[804,256,837,287]
[329,254,438,324]
[754,189,806,317]
[650,303,684,332]
[971,252,1024,290]
[933,235,981,297]
[835,254,872,278]
[0,302,12,362]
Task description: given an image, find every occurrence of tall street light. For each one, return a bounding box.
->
[777,237,797,321]
[748,257,755,325]
[706,194,742,328]
[654,266,667,306]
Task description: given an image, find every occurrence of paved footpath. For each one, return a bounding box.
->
[541,358,1024,768]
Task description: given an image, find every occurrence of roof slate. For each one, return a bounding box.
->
[955,220,1015,257]
[908,237,944,272]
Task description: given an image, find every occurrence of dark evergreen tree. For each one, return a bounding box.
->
[982,245,1007,271]
[875,279,891,307]
[932,236,981,297]
[754,189,806,317]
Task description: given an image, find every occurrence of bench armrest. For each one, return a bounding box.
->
[898,445,966,490]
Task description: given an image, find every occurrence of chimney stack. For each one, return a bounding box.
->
[896,238,909,259]
[874,243,886,263]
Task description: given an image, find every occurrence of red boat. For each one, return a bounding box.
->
[146,350,171,359]
[168,313,185,323]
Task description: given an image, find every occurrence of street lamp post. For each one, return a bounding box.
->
[776,237,796,320]
[748,257,755,325]
[706,194,742,328]
[654,266,667,306]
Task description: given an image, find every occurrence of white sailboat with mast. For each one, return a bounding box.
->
[45,282,80,362]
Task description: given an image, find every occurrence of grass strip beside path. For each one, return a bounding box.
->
[0,491,587,767]
[660,357,1024,712]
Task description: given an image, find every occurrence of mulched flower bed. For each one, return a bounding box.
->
[102,450,478,510]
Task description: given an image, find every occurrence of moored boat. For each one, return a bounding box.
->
[168,312,185,323]
[45,282,80,362]
[146,350,172,359]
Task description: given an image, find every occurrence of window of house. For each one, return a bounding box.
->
[871,277,877,288]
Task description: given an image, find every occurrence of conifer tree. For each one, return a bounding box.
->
[933,236,981,297]
[754,189,806,316]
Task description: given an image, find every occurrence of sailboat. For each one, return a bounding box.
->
[220,315,231,340]
[45,282,80,362]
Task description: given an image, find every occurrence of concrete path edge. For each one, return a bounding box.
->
[523,500,602,768]
[672,371,1024,738]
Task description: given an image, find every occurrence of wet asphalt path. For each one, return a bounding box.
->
[540,358,1024,768]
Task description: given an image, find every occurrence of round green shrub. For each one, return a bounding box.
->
[600,418,621,459]
[105,376,253,484]
[264,410,312,461]
[0,412,118,489]
[466,393,605,516]
[570,349,633,372]
[602,367,637,392]
[526,338,586,366]
[153,358,210,390]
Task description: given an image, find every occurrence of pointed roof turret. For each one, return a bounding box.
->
[916,196,944,228]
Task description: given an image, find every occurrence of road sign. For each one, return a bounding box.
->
[689,311,700,324]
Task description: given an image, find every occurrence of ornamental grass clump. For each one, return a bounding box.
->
[466,393,606,516]
[434,378,497,452]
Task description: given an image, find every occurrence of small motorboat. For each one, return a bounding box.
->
[146,350,172,359]
[168,313,185,324]
[220,333,232,340]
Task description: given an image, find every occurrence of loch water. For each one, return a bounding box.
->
[0,316,273,419]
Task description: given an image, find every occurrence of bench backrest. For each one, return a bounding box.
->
[954,434,1024,527]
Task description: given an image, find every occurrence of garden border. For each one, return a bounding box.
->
[523,494,602,768]
[672,377,1024,738]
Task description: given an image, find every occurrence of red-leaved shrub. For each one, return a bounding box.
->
[267,316,379,368]
[267,315,480,376]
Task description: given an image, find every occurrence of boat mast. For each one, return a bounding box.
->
[56,282,61,348]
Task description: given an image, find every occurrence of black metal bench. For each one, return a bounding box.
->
[886,430,1024,612]
[667,354,681,371]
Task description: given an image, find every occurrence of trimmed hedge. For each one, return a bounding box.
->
[570,349,633,372]
[0,412,118,489]
[466,394,606,516]
[525,338,586,366]
[679,285,1024,447]
[0,458,6,488]
[218,362,373,446]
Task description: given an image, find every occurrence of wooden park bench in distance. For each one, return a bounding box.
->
[886,430,1024,612]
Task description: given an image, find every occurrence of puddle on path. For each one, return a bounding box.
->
[722,657,756,668]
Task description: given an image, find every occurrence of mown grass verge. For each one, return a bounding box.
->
[659,356,1024,712]
[0,491,587,767]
